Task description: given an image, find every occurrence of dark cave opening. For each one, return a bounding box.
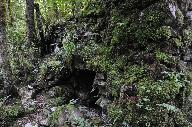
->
[49,68,101,109]
[71,69,101,108]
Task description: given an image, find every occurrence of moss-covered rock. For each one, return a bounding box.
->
[57,0,192,126]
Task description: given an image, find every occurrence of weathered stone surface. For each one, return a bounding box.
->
[24,123,38,127]
[95,96,111,110]
[5,0,192,126]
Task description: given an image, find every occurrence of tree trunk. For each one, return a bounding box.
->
[34,3,46,57]
[6,0,13,25]
[26,0,38,68]
[0,0,15,96]
[26,0,36,45]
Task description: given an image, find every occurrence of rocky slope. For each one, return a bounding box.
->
[2,0,192,127]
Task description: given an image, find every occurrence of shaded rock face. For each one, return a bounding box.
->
[10,70,109,127]
[39,67,106,106]
[78,0,192,126]
[57,104,108,127]
[29,0,192,126]
[51,69,101,105]
[5,0,192,126]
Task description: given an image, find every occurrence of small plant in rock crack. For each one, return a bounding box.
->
[66,102,92,127]
[0,102,24,119]
[48,106,64,127]
[68,116,91,127]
